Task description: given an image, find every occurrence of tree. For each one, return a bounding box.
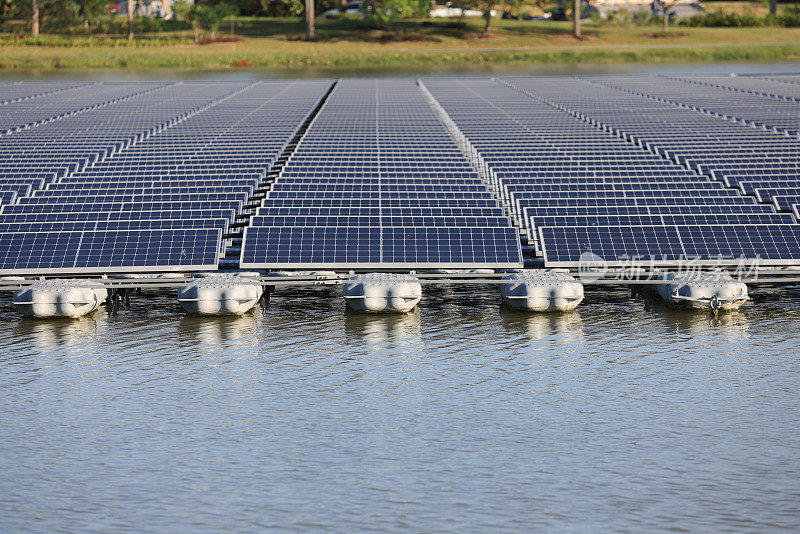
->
[305,0,314,39]
[173,1,239,43]
[504,0,531,19]
[78,0,89,28]
[258,0,304,17]
[769,0,777,15]
[362,0,428,34]
[656,0,677,32]
[31,0,39,36]
[76,0,107,30]
[127,0,134,39]
[478,0,492,35]
[445,0,494,35]
[572,0,579,37]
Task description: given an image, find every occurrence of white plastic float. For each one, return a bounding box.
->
[178,272,263,315]
[343,273,422,313]
[13,279,108,318]
[501,270,584,311]
[654,271,748,311]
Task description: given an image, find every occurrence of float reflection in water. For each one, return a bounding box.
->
[499,306,584,340]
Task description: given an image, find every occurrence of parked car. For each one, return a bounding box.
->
[321,1,363,18]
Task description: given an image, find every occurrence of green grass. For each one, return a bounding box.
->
[1,18,799,71]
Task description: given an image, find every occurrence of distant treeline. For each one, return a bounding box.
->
[0,0,560,39]
[681,9,800,27]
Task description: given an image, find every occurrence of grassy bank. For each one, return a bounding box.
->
[1,19,799,71]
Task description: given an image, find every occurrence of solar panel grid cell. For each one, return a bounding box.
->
[539,224,800,266]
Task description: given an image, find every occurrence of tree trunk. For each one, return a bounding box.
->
[80,0,89,29]
[31,0,39,37]
[127,0,134,40]
[769,0,777,14]
[573,0,580,38]
[663,7,668,32]
[193,22,202,43]
[306,0,315,40]
[483,9,491,35]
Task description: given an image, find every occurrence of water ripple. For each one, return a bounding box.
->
[0,287,799,531]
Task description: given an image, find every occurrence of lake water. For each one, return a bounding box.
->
[1,60,799,81]
[1,284,799,531]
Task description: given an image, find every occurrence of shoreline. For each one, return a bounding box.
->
[1,19,798,72]
[2,42,800,72]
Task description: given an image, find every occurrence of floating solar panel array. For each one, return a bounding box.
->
[663,74,800,102]
[4,76,800,275]
[757,74,800,86]
[593,75,800,137]
[0,81,94,105]
[240,79,523,269]
[0,80,332,274]
[0,81,171,135]
[497,76,800,266]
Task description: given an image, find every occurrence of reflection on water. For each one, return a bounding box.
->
[500,307,584,340]
[12,314,102,351]
[178,306,262,345]
[1,287,800,531]
[658,307,750,338]
[344,308,422,342]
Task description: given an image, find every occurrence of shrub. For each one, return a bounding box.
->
[173,1,238,42]
[678,9,799,27]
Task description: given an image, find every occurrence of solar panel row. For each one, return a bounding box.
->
[650,74,800,133]
[669,74,800,102]
[240,79,523,269]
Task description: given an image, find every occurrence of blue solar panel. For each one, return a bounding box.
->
[1,201,242,214]
[516,197,755,210]
[510,189,738,199]
[539,225,800,267]
[739,181,800,195]
[0,229,222,274]
[502,182,722,192]
[46,180,259,191]
[275,178,483,185]
[251,215,510,227]
[255,206,507,218]
[271,184,488,192]
[259,198,500,208]
[0,218,228,234]
[267,191,492,200]
[18,193,247,205]
[240,226,522,268]
[0,184,32,196]
[37,186,255,196]
[755,188,800,203]
[529,213,795,231]
[0,209,237,224]
[523,204,776,219]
